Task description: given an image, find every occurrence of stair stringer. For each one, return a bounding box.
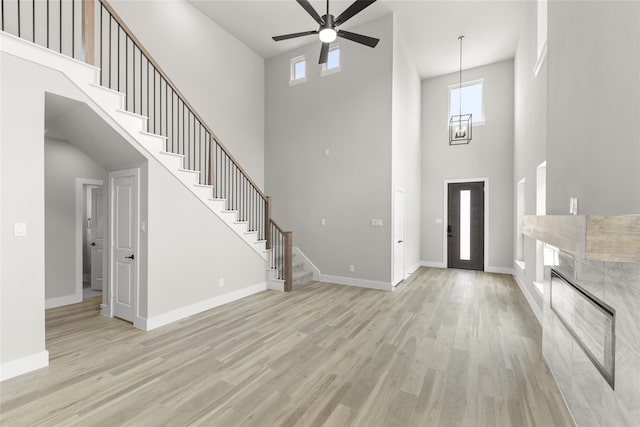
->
[1,32,267,260]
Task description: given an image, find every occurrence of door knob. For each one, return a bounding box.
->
[90,242,96,247]
[125,254,135,260]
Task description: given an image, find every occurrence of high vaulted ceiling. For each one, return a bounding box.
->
[188,0,528,79]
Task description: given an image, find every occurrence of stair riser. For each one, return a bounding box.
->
[113,110,147,132]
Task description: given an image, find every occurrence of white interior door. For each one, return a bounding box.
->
[393,190,406,285]
[111,171,137,322]
[90,187,104,291]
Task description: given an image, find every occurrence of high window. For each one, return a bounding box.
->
[290,55,306,85]
[322,44,341,76]
[449,80,484,124]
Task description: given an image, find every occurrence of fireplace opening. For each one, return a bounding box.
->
[550,268,616,389]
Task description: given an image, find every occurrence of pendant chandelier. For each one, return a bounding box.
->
[449,35,472,145]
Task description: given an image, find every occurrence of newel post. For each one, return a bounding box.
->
[284,232,293,292]
[83,0,95,65]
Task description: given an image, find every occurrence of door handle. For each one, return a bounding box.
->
[90,242,96,247]
[125,254,135,260]
[397,240,404,243]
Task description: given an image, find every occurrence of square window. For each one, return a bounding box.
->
[322,45,341,76]
[449,80,484,124]
[290,55,306,85]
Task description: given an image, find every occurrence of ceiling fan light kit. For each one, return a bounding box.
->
[273,0,380,64]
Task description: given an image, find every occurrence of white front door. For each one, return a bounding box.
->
[90,187,104,291]
[111,170,138,322]
[393,189,406,285]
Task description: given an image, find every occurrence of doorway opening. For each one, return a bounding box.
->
[78,181,104,300]
[444,179,487,271]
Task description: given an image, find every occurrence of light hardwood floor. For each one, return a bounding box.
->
[0,268,574,426]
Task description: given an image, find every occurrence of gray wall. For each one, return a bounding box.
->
[265,15,394,284]
[513,0,547,310]
[546,1,640,215]
[109,0,266,188]
[392,20,422,276]
[421,60,514,270]
[44,138,107,300]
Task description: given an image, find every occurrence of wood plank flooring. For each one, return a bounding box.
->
[0,268,574,426]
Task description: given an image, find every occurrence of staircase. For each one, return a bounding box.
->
[0,0,294,291]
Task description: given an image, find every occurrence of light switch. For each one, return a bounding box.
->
[371,219,383,227]
[435,218,442,224]
[14,222,27,236]
[324,148,330,156]
[140,221,146,232]
[320,218,326,226]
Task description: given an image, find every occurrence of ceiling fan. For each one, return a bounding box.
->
[272,0,380,64]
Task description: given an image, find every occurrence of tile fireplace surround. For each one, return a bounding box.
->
[542,248,640,426]
[523,214,640,426]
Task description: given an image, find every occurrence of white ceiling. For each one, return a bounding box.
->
[188,0,528,79]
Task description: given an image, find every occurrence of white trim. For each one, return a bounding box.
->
[534,42,547,78]
[45,293,82,309]
[75,178,103,308]
[448,78,485,124]
[293,247,321,280]
[513,273,543,325]
[442,177,490,271]
[318,274,393,291]
[141,282,268,331]
[407,262,421,275]
[0,350,49,381]
[485,266,515,275]
[321,43,341,77]
[420,261,446,269]
[289,55,306,85]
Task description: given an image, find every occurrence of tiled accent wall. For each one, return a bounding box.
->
[542,249,640,426]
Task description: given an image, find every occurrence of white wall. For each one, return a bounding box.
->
[265,15,394,285]
[0,52,81,374]
[421,60,514,271]
[44,138,107,301]
[108,0,266,188]
[513,0,547,312]
[1,40,267,378]
[546,0,640,215]
[145,159,266,320]
[392,20,422,276]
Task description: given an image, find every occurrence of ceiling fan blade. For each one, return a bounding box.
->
[272,30,318,41]
[319,42,330,64]
[296,0,324,25]
[337,30,379,48]
[334,0,377,26]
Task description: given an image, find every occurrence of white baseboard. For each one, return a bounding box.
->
[407,262,421,276]
[420,261,446,269]
[319,274,393,291]
[294,247,321,280]
[141,282,268,331]
[0,350,49,381]
[485,266,515,275]
[45,293,82,309]
[513,274,543,325]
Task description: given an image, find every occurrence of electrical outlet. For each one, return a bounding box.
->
[219,278,224,287]
[324,148,330,156]
[320,218,326,226]
[14,222,27,236]
[349,265,355,272]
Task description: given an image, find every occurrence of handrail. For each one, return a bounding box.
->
[1,0,295,291]
[97,0,266,201]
